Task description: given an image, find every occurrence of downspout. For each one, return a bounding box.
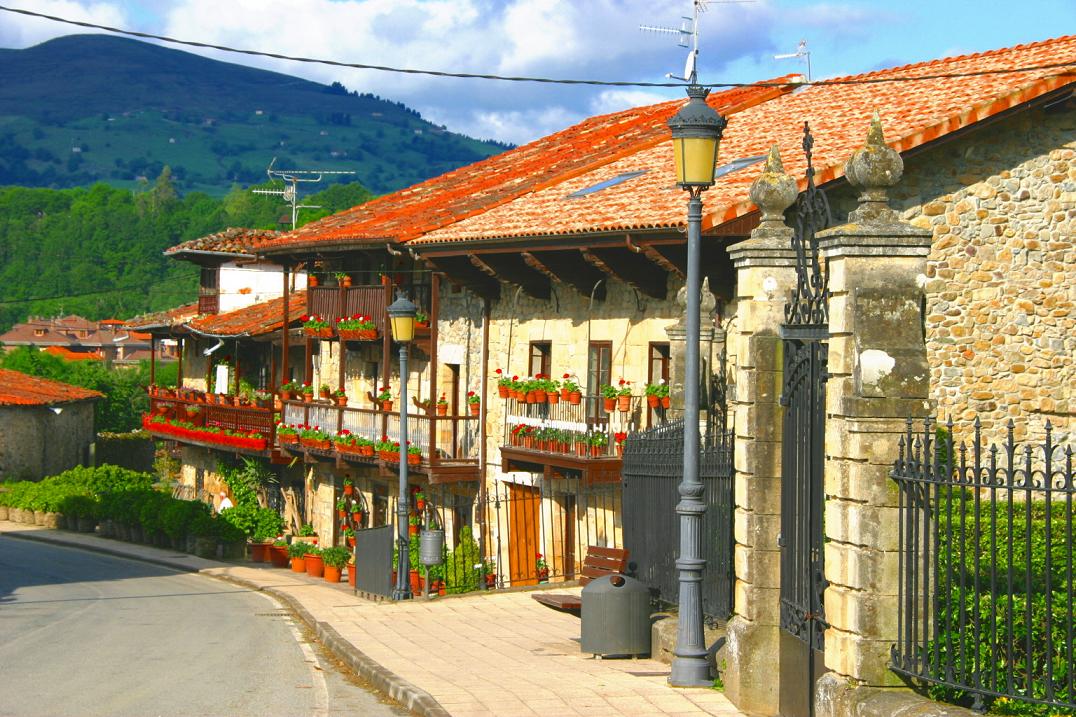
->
[478,296,490,547]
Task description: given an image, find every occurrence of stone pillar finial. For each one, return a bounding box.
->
[749,144,798,232]
[845,112,904,224]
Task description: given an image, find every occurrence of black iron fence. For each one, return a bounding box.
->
[891,418,1075,713]
[621,418,735,620]
[393,479,622,595]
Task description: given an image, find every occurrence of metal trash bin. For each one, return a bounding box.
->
[580,574,651,658]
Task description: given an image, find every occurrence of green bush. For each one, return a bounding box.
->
[444,529,482,595]
[321,546,351,568]
[161,499,206,541]
[218,504,284,542]
[287,542,309,558]
[58,494,98,520]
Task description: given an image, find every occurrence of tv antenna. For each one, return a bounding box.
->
[640,0,755,83]
[774,39,812,83]
[252,158,356,230]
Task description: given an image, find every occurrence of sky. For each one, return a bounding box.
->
[1,0,1073,145]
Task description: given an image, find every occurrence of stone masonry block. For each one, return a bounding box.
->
[734,367,783,405]
[828,293,852,334]
[734,582,781,624]
[747,333,785,372]
[736,267,795,300]
[734,508,781,550]
[734,543,781,588]
[824,584,899,639]
[737,301,788,334]
[735,399,783,438]
[735,473,781,513]
[825,628,906,686]
[827,334,856,375]
[723,618,781,715]
[734,440,782,480]
[824,541,899,594]
[825,500,901,551]
[825,458,900,507]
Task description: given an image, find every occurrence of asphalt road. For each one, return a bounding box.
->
[0,536,410,717]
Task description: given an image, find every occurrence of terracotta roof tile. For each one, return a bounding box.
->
[124,303,200,331]
[255,79,797,253]
[185,292,306,337]
[42,347,104,361]
[413,35,1075,245]
[166,228,279,257]
[0,368,103,406]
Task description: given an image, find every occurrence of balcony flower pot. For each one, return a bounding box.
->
[602,397,616,412]
[576,442,588,457]
[647,395,660,408]
[522,437,535,449]
[591,445,604,458]
[547,392,559,405]
[308,275,318,287]
[559,387,569,400]
[498,385,509,399]
[347,563,356,587]
[334,395,348,407]
[661,396,671,409]
[319,388,331,399]
[279,389,293,401]
[568,391,582,405]
[301,393,313,403]
[351,511,364,525]
[435,404,448,416]
[407,453,420,466]
[340,275,352,288]
[305,553,324,578]
[469,402,480,416]
[381,400,393,412]
[323,565,342,583]
[617,395,631,412]
[280,433,299,445]
[343,482,354,496]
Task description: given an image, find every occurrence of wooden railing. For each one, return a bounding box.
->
[281,400,479,463]
[147,395,275,446]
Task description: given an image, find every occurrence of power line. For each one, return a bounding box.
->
[0,284,195,307]
[1,4,1073,89]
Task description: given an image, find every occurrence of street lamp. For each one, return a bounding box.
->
[387,290,418,601]
[667,83,727,687]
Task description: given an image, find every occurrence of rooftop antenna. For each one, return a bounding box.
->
[640,0,755,83]
[774,39,812,83]
[252,158,357,230]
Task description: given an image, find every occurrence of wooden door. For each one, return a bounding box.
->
[507,483,540,587]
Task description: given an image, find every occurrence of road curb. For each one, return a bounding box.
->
[2,527,449,717]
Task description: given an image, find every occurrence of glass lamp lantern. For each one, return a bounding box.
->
[668,84,728,189]
[387,291,418,343]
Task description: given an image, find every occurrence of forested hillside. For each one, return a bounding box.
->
[0,34,510,195]
[0,171,373,331]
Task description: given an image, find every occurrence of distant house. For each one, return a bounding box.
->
[0,315,173,366]
[0,369,102,480]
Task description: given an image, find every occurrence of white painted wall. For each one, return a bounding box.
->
[218,261,307,313]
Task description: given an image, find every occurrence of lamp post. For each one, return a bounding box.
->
[387,290,418,601]
[667,83,727,687]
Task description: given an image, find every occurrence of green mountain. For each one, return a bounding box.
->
[0,34,510,195]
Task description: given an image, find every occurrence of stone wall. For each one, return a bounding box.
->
[828,106,1075,447]
[0,401,95,480]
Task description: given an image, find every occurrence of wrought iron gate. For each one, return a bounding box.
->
[778,124,831,717]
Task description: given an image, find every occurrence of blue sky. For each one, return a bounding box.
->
[1,1,1073,144]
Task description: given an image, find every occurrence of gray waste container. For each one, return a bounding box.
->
[580,574,651,658]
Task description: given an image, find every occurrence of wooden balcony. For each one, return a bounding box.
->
[280,400,480,484]
[145,394,275,456]
[499,394,654,484]
[306,285,389,335]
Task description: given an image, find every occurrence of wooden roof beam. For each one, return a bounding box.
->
[583,248,668,299]
[472,252,551,301]
[524,250,607,301]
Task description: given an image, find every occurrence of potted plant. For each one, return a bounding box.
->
[415,310,429,328]
[645,380,670,408]
[334,271,352,288]
[343,477,354,496]
[301,314,333,338]
[318,383,331,400]
[336,496,348,519]
[435,394,448,416]
[406,443,421,466]
[616,379,632,412]
[376,386,393,411]
[408,515,420,537]
[466,391,481,416]
[297,522,318,545]
[414,491,426,512]
[300,382,315,403]
[347,555,357,587]
[614,431,628,456]
[535,552,550,582]
[542,376,560,404]
[333,387,348,407]
[321,545,350,582]
[589,431,609,457]
[495,368,510,398]
[351,503,364,525]
[277,423,300,445]
[287,541,308,572]
[600,384,618,412]
[270,539,290,567]
[303,545,324,578]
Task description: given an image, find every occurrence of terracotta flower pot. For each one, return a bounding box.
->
[381,400,393,412]
[569,391,581,405]
[351,511,363,524]
[647,395,659,408]
[560,387,569,400]
[270,545,289,568]
[291,556,307,573]
[617,395,631,412]
[547,392,559,405]
[343,484,354,496]
[302,393,313,403]
[250,542,270,562]
[408,524,419,536]
[603,397,616,412]
[347,564,356,587]
[409,570,424,594]
[469,403,480,416]
[436,404,448,416]
[323,566,342,583]
[661,396,671,409]
[305,554,324,578]
[498,385,509,399]
[408,454,420,466]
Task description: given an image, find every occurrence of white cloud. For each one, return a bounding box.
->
[0,1,129,48]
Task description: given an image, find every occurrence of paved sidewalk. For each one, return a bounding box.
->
[0,521,746,717]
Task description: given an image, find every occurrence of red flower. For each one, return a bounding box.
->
[563,373,570,379]
[467,391,475,397]
[512,375,519,381]
[618,378,625,386]
[495,368,502,375]
[300,314,309,321]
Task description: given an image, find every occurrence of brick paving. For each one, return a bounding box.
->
[0,521,746,717]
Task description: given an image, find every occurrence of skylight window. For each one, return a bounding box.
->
[714,155,767,179]
[566,171,647,198]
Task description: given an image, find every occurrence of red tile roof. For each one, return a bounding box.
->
[0,368,103,406]
[166,228,278,257]
[413,36,1075,245]
[42,346,104,361]
[255,79,798,253]
[124,303,200,332]
[184,292,306,337]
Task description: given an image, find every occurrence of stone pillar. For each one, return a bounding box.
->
[816,116,933,692]
[721,146,798,715]
[666,276,717,415]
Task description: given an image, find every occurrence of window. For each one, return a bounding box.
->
[647,343,671,427]
[587,341,612,418]
[529,342,551,379]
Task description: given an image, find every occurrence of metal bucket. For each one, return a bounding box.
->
[419,529,445,566]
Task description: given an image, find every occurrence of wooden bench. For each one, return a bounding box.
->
[531,546,630,613]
